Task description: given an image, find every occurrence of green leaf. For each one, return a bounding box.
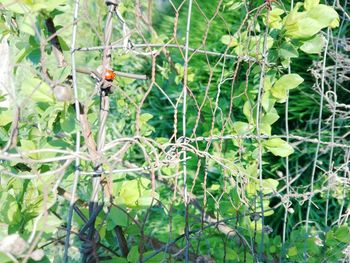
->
[57,36,70,51]
[261,109,279,125]
[119,180,142,207]
[246,182,257,195]
[281,59,291,69]
[268,8,284,29]
[225,1,243,11]
[243,101,253,123]
[261,91,275,112]
[21,77,54,104]
[107,206,128,230]
[143,251,167,263]
[334,225,350,243]
[100,256,129,263]
[271,74,304,101]
[1,1,27,13]
[15,45,35,64]
[0,193,18,224]
[0,110,13,126]
[260,107,279,135]
[139,113,155,136]
[329,16,340,28]
[210,184,220,191]
[300,35,325,54]
[270,245,276,253]
[307,5,339,29]
[325,230,338,246]
[264,208,275,216]
[34,214,61,233]
[294,17,321,39]
[19,15,36,36]
[101,257,128,263]
[127,246,139,262]
[50,66,71,82]
[137,190,159,207]
[284,4,339,39]
[60,111,76,133]
[0,252,15,263]
[140,113,153,123]
[20,139,38,159]
[271,89,290,102]
[118,178,152,207]
[23,0,67,12]
[273,74,304,90]
[232,121,251,135]
[304,0,319,10]
[234,34,274,58]
[263,77,273,91]
[263,138,294,157]
[262,179,279,194]
[279,42,299,59]
[288,246,298,257]
[221,35,238,47]
[260,123,271,136]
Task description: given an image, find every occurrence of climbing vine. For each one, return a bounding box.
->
[0,0,349,262]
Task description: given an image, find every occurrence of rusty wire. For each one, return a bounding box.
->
[0,0,350,262]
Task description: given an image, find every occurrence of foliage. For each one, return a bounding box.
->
[0,0,349,262]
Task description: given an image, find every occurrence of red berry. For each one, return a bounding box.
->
[104,69,116,81]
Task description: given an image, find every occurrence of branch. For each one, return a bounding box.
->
[56,185,202,260]
[1,106,20,152]
[123,161,236,237]
[76,67,147,80]
[45,17,66,67]
[114,226,129,257]
[77,102,99,160]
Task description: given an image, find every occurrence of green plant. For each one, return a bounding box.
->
[0,0,349,262]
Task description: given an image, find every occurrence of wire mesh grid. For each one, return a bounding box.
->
[0,0,350,262]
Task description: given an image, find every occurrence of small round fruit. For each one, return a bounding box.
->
[96,65,116,81]
[53,85,72,102]
[104,69,116,81]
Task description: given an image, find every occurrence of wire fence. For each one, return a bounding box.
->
[0,0,350,262]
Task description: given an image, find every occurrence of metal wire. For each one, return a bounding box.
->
[1,0,349,262]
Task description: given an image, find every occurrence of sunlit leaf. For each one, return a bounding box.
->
[21,77,54,104]
[261,108,279,125]
[300,35,325,54]
[0,110,13,126]
[263,138,294,157]
[262,179,279,194]
[334,225,350,243]
[288,246,298,257]
[221,35,238,47]
[304,0,319,10]
[268,7,284,29]
[279,42,299,59]
[284,4,339,39]
[271,74,304,101]
[20,139,38,159]
[232,121,251,135]
[261,90,276,112]
[260,123,271,136]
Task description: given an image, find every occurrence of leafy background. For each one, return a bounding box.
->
[0,0,350,262]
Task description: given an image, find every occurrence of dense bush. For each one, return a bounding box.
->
[0,0,349,262]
